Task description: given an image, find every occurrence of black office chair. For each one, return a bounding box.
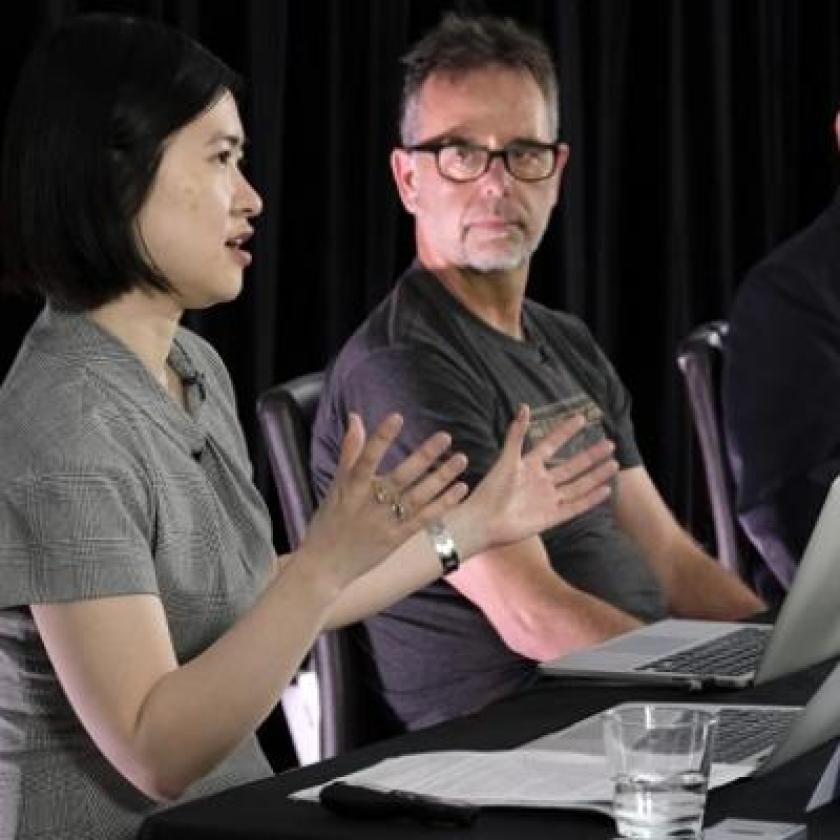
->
[676,321,746,579]
[257,373,402,761]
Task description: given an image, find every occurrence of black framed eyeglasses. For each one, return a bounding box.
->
[404,140,560,183]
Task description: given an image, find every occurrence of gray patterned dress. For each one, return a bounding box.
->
[0,307,276,839]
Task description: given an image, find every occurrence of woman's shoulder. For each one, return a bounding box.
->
[0,347,144,483]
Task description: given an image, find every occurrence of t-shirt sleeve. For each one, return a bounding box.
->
[313,344,500,497]
[0,465,159,609]
[594,346,642,469]
[562,316,642,470]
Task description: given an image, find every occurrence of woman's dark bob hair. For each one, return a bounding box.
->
[1,14,240,310]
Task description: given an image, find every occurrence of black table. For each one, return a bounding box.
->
[140,663,840,839]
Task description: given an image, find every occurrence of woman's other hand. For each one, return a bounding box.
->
[451,405,618,556]
[298,412,469,589]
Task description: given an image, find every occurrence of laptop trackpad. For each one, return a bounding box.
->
[604,634,689,655]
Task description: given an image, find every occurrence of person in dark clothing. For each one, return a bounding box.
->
[312,13,764,731]
[724,158,840,596]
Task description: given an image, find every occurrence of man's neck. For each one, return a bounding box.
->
[426,263,528,340]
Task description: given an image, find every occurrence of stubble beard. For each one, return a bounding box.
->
[459,226,534,274]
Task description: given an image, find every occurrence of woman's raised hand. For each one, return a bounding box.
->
[299,413,469,589]
[298,406,617,595]
[451,405,619,556]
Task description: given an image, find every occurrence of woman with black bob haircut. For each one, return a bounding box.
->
[0,13,617,840]
[2,13,239,309]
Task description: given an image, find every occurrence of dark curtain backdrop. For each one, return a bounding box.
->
[3,0,840,566]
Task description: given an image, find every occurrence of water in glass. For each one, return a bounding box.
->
[613,770,708,839]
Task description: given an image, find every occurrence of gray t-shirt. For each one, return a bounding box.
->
[0,307,275,840]
[312,264,667,730]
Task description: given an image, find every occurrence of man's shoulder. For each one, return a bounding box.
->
[524,298,601,358]
[736,196,840,307]
[525,298,592,334]
[330,268,480,384]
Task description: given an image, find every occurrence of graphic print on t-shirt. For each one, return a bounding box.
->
[526,396,605,466]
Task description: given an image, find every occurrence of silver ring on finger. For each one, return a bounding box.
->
[390,498,408,521]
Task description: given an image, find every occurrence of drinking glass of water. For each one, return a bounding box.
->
[603,704,717,839]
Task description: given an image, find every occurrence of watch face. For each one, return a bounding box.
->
[428,522,459,574]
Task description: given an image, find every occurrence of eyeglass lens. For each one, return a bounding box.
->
[437,143,555,181]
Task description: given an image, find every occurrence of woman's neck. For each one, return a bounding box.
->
[88,289,182,391]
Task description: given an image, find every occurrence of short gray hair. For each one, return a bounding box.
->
[398,12,560,146]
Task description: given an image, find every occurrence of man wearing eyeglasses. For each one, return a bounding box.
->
[312,12,763,731]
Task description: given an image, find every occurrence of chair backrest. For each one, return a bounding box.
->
[256,373,401,760]
[257,373,323,548]
[676,321,743,578]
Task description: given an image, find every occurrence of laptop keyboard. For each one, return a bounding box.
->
[712,706,799,764]
[635,626,772,678]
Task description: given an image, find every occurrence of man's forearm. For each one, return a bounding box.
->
[512,586,644,662]
[613,466,765,621]
[447,539,643,662]
[665,537,765,619]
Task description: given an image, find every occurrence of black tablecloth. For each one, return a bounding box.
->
[140,660,840,839]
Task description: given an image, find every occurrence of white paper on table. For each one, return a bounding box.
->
[290,750,753,814]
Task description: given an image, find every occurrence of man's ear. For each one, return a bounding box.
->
[391,148,418,214]
[833,111,840,153]
[547,143,570,209]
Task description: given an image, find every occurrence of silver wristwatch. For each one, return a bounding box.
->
[426,520,461,575]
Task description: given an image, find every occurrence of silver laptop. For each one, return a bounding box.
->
[539,476,840,688]
[522,657,840,779]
